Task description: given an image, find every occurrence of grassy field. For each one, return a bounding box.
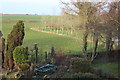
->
[2,14,83,54]
[2,14,119,76]
[2,14,106,54]
[2,14,59,21]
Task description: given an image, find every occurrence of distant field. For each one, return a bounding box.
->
[2,14,82,55]
[2,14,105,55]
[2,14,59,21]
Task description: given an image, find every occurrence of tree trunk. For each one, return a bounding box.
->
[56,28,58,33]
[93,38,98,57]
[83,29,88,56]
[4,53,9,70]
[2,52,4,68]
[71,29,73,35]
[91,32,98,62]
[8,57,14,72]
[118,1,120,50]
[106,32,112,52]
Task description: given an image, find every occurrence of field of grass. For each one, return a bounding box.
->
[2,15,106,60]
[2,14,83,55]
[2,14,59,21]
[2,14,118,76]
[2,15,106,54]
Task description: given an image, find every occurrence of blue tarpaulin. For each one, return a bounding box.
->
[35,64,57,72]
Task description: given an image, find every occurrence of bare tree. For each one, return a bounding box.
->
[100,2,119,52]
[60,0,98,57]
[60,0,119,62]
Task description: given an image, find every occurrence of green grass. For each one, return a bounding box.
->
[93,62,119,77]
[2,15,83,55]
[2,14,101,62]
[2,21,83,62]
[2,14,106,55]
[2,14,59,21]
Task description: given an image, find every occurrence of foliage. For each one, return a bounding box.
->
[7,20,24,51]
[6,20,25,57]
[5,20,25,70]
[1,37,5,68]
[2,37,5,52]
[19,63,30,71]
[13,46,28,63]
[71,58,91,73]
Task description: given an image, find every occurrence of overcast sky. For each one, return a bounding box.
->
[0,0,117,15]
[0,0,70,15]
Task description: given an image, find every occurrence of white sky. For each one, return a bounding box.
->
[1,0,59,3]
[1,0,119,3]
[0,0,119,15]
[0,0,71,15]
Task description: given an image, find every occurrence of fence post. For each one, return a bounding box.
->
[34,43,38,64]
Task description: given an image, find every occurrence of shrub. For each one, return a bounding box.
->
[71,58,91,73]
[19,63,30,71]
[54,53,66,65]
[13,46,28,63]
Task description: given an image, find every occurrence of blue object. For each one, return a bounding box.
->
[35,64,57,72]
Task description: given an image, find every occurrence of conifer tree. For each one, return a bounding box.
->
[2,37,5,68]
[5,20,25,71]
